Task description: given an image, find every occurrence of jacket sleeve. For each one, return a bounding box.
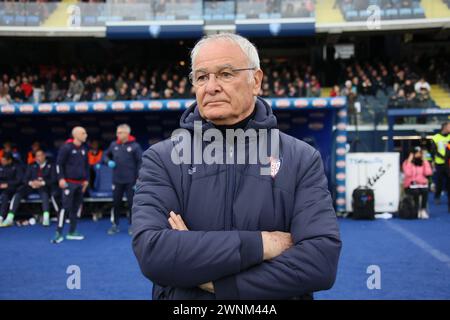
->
[402,160,414,178]
[423,160,432,177]
[132,146,264,288]
[56,145,68,181]
[49,164,57,186]
[24,165,32,184]
[84,149,90,182]
[133,143,143,179]
[10,165,24,188]
[213,150,342,299]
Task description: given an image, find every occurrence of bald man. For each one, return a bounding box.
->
[51,126,89,244]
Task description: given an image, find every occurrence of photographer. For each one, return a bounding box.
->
[402,146,432,219]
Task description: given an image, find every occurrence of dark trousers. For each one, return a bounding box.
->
[434,164,447,199]
[406,187,428,213]
[10,185,51,214]
[0,188,17,218]
[57,182,84,234]
[112,183,134,226]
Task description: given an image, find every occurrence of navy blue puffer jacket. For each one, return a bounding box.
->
[132,97,341,300]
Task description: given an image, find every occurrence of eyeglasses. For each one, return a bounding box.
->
[189,67,256,87]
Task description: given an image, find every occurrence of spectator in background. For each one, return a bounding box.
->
[27,141,41,165]
[403,78,416,100]
[66,73,84,102]
[342,80,357,124]
[306,75,321,97]
[0,85,11,105]
[0,141,22,164]
[20,76,33,102]
[415,77,431,94]
[92,86,105,101]
[11,84,25,103]
[104,87,116,101]
[47,82,63,102]
[116,86,129,100]
[330,85,340,97]
[402,146,432,219]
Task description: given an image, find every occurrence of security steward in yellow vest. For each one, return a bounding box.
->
[431,122,450,204]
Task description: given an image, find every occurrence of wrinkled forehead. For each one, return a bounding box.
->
[193,39,248,70]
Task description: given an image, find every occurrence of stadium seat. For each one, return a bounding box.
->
[399,8,412,19]
[413,8,425,18]
[1,15,14,25]
[359,10,370,19]
[14,15,26,26]
[386,8,399,19]
[89,165,113,198]
[26,16,40,26]
[345,10,358,21]
[83,16,97,26]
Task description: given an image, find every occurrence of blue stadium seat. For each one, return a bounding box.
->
[2,15,14,25]
[413,7,425,18]
[212,14,224,20]
[89,165,113,198]
[259,13,269,19]
[345,10,358,21]
[15,15,26,26]
[83,16,97,26]
[270,13,281,19]
[386,8,398,19]
[399,8,412,19]
[189,15,203,20]
[359,10,370,19]
[26,16,40,26]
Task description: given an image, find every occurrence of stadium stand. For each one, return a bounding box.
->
[337,0,426,21]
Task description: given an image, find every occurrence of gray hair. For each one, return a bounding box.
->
[117,123,131,133]
[190,33,260,71]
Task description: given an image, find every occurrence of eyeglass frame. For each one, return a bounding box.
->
[189,66,257,87]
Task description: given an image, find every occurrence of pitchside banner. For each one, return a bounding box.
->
[345,153,400,213]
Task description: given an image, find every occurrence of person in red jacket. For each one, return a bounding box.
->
[402,146,432,219]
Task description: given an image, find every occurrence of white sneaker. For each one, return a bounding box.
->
[0,216,3,225]
[417,209,423,219]
[421,209,429,219]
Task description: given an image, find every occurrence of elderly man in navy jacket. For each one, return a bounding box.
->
[132,33,341,300]
[51,126,89,244]
[103,124,142,235]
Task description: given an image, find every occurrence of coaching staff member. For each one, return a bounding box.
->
[51,126,89,243]
[132,33,341,300]
[103,124,142,235]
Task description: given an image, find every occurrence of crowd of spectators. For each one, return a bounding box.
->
[0,64,194,105]
[0,60,441,121]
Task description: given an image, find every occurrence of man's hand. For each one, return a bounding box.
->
[199,282,214,293]
[261,231,293,261]
[0,183,7,189]
[82,181,89,193]
[168,211,188,231]
[59,179,67,189]
[167,211,215,294]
